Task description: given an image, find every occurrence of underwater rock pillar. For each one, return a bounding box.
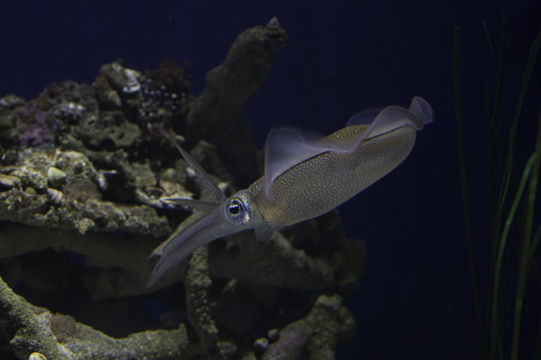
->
[187,17,288,188]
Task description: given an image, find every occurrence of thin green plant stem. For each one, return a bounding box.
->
[482,21,498,73]
[483,17,506,144]
[488,16,507,263]
[530,227,541,307]
[511,129,541,360]
[453,27,483,353]
[536,310,541,360]
[490,153,538,359]
[484,87,500,360]
[497,21,540,227]
[482,18,507,358]
[527,206,541,357]
[519,39,541,256]
[484,88,495,219]
[484,27,507,353]
[529,259,541,360]
[490,28,540,359]
[530,225,541,276]
[511,107,541,360]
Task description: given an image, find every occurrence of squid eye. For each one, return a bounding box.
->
[227,198,244,219]
[226,195,252,224]
[229,201,241,215]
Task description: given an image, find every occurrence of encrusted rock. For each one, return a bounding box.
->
[28,353,47,360]
[99,62,142,94]
[262,295,355,360]
[46,188,63,205]
[0,94,26,109]
[50,313,77,342]
[254,337,269,353]
[0,174,20,190]
[46,166,66,188]
[268,328,280,342]
[0,19,363,360]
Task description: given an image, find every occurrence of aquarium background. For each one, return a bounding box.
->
[0,0,539,359]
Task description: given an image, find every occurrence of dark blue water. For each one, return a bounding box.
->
[1,1,539,359]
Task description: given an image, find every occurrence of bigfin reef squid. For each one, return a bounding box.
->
[147,96,434,286]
